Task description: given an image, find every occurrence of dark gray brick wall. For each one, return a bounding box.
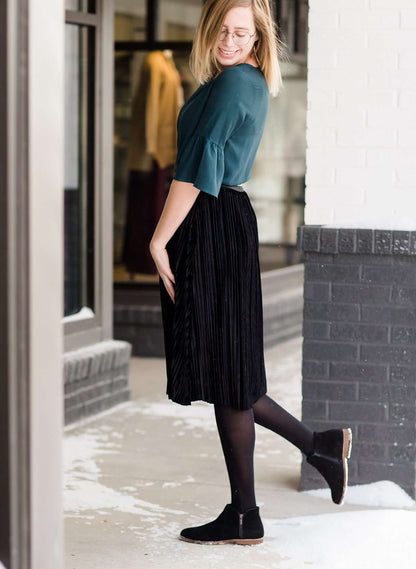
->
[63,340,132,425]
[297,226,416,498]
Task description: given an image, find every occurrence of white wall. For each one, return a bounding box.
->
[29,0,64,566]
[305,0,416,229]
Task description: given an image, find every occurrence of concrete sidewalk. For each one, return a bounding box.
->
[63,337,407,569]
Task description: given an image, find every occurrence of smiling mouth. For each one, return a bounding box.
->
[218,47,239,56]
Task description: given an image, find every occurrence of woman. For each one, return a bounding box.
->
[150,0,352,546]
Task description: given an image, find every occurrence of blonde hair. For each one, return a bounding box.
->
[190,0,288,97]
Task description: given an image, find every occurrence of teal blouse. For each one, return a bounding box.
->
[173,63,270,198]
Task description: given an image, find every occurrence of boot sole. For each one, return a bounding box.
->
[179,535,263,546]
[338,428,353,506]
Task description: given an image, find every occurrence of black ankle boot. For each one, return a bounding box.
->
[179,503,264,545]
[306,428,352,505]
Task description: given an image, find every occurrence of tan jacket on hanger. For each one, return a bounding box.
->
[127,50,183,171]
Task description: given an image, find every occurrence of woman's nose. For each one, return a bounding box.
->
[222,31,234,47]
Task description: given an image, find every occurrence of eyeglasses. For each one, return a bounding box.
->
[219,29,256,46]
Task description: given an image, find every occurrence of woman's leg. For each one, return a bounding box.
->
[213,395,314,512]
[212,396,351,513]
[214,404,257,513]
[179,404,263,544]
[252,394,314,456]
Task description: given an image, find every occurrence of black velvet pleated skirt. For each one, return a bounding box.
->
[158,184,267,410]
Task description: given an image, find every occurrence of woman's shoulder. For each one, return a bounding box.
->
[211,64,268,97]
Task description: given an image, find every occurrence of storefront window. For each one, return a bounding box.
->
[245,60,306,268]
[64,22,95,316]
[114,48,198,282]
[157,0,202,41]
[114,0,147,41]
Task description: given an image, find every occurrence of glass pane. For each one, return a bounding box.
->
[66,0,96,12]
[64,24,95,316]
[115,0,147,41]
[278,0,308,55]
[246,60,306,269]
[296,1,308,55]
[113,50,198,283]
[157,0,203,41]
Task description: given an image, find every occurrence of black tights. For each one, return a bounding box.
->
[214,394,315,513]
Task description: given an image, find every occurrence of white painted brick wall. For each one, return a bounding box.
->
[305,0,416,229]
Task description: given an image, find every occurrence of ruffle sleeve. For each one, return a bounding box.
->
[173,134,224,198]
[173,66,251,198]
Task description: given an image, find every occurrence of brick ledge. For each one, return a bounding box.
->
[297,225,416,256]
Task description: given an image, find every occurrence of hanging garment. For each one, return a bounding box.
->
[122,160,172,275]
[122,50,182,274]
[127,50,183,171]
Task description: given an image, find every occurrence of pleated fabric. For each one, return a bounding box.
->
[159,184,268,410]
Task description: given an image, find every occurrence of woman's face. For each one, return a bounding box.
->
[215,6,258,68]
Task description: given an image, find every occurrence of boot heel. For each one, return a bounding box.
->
[233,537,263,545]
[343,428,352,459]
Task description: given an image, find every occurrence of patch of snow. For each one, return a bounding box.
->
[64,479,184,517]
[63,306,94,322]
[138,401,217,432]
[162,475,195,489]
[163,481,181,488]
[63,428,185,518]
[264,509,416,569]
[303,480,415,508]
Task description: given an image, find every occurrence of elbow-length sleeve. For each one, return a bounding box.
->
[173,68,248,198]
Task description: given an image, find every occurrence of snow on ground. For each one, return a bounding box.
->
[264,509,416,569]
[64,428,185,518]
[64,340,416,568]
[303,479,415,509]
[64,417,416,569]
[134,400,217,432]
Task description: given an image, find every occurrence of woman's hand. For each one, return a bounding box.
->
[148,180,200,305]
[150,242,176,303]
